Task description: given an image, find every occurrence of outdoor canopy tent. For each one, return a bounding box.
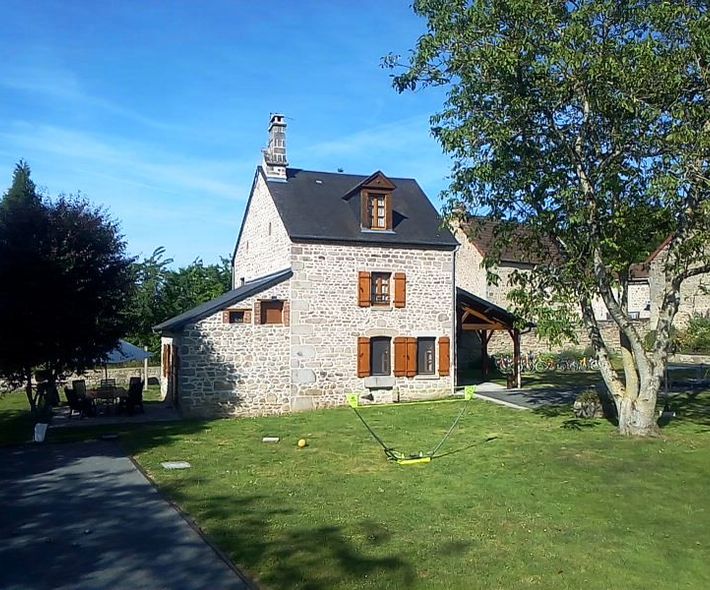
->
[102,340,152,380]
[105,340,152,364]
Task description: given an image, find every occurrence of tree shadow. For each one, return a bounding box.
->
[657,389,710,429]
[159,481,416,590]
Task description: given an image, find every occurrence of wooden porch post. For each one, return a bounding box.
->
[478,330,488,377]
[513,329,522,388]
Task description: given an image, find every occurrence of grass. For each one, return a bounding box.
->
[3,386,710,589]
[0,385,164,446]
[120,395,710,590]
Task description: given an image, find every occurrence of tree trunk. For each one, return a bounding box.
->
[24,368,36,413]
[616,386,659,437]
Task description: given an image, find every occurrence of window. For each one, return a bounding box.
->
[368,194,387,229]
[370,337,391,376]
[223,308,251,324]
[417,338,436,375]
[260,300,284,324]
[228,310,246,324]
[371,273,391,305]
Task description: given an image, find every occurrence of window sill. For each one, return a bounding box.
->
[414,374,439,381]
[363,376,395,389]
[369,305,392,311]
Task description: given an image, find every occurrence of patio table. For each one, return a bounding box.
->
[88,386,127,414]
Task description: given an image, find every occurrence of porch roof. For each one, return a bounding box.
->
[456,287,529,331]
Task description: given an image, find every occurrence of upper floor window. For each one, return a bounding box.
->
[369,194,387,229]
[361,191,392,231]
[370,272,391,305]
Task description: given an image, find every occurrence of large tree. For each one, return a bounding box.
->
[388,1,709,436]
[125,250,231,353]
[0,162,134,412]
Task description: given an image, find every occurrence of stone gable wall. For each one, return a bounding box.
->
[232,173,291,284]
[175,281,292,417]
[453,228,486,297]
[649,247,710,328]
[289,243,455,410]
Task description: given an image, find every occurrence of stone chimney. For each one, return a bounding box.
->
[262,113,288,180]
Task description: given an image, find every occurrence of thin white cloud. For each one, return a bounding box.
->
[0,67,187,134]
[0,122,251,201]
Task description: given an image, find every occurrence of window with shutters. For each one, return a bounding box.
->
[370,272,391,305]
[417,338,436,375]
[370,337,391,376]
[260,300,284,324]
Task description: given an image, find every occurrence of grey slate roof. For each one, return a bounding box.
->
[154,268,292,332]
[264,167,458,249]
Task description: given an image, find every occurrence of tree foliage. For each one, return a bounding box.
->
[0,162,134,411]
[126,250,231,353]
[388,0,710,435]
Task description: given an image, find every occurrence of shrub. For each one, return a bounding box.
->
[679,313,710,354]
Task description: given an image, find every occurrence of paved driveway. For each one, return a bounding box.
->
[474,382,583,410]
[0,441,252,590]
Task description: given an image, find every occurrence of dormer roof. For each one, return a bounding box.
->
[262,167,458,250]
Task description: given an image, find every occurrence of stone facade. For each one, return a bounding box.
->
[289,243,455,411]
[648,246,710,328]
[169,282,292,417]
[232,172,291,285]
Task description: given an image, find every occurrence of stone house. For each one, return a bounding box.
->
[453,218,653,368]
[156,114,459,417]
[634,236,709,329]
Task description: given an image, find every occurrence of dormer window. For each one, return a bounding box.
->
[368,194,387,230]
[357,171,396,232]
[361,191,392,231]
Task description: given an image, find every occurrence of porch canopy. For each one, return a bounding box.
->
[456,288,527,387]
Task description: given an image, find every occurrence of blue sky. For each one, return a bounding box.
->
[0,1,452,266]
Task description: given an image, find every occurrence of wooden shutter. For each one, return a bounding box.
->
[244,309,252,324]
[358,272,371,307]
[162,344,170,377]
[222,310,230,323]
[393,273,406,308]
[360,192,370,228]
[438,336,450,376]
[254,301,262,324]
[406,337,417,377]
[385,193,393,230]
[357,337,371,377]
[393,337,407,377]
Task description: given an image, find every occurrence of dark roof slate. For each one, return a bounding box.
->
[154,268,292,332]
[460,217,554,265]
[264,167,458,249]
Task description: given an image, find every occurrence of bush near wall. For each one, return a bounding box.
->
[677,314,710,354]
[645,314,710,355]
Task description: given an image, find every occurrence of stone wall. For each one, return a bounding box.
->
[289,242,455,410]
[649,247,709,328]
[232,172,291,284]
[175,281,291,417]
[486,319,651,357]
[453,227,486,297]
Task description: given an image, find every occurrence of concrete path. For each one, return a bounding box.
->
[0,441,252,590]
[473,381,583,410]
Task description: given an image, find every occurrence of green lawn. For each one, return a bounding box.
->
[2,388,709,589]
[122,395,710,590]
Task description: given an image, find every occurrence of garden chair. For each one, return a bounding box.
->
[119,377,144,415]
[72,379,88,398]
[64,386,95,419]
